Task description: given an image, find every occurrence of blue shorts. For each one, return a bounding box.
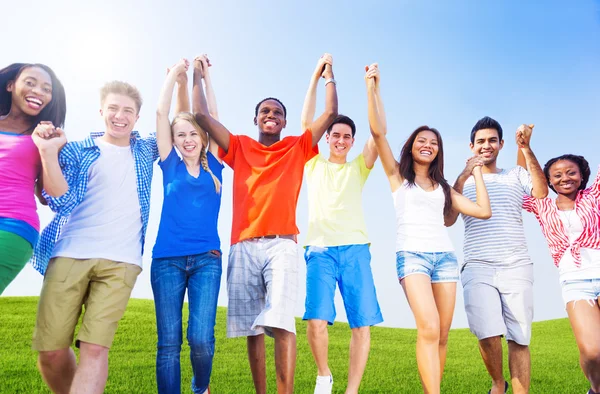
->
[561,278,600,307]
[303,244,383,329]
[396,251,459,283]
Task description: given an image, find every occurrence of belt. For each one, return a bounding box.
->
[254,234,296,241]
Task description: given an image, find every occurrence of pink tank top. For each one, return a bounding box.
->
[0,132,42,230]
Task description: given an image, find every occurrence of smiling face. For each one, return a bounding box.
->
[7,66,53,117]
[254,99,286,135]
[326,123,354,160]
[411,129,439,164]
[548,159,582,197]
[172,119,204,160]
[100,93,139,143]
[470,128,504,165]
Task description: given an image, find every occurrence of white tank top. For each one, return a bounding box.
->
[392,179,454,253]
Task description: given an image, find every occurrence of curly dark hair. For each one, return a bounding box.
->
[0,63,66,133]
[543,154,590,194]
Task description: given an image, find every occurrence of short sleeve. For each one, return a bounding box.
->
[158,147,179,171]
[588,165,600,200]
[207,151,224,181]
[300,130,319,162]
[304,154,319,175]
[515,166,533,196]
[219,134,239,168]
[355,153,372,187]
[522,194,539,214]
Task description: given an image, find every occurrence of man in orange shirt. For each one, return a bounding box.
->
[193,54,338,394]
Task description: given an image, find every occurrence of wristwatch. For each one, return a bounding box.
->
[324,78,336,86]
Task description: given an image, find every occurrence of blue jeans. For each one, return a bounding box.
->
[151,251,222,394]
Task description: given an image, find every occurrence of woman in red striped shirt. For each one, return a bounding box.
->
[522,154,600,394]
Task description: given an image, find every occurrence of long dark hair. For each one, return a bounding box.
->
[0,63,66,133]
[399,125,452,215]
[543,154,590,194]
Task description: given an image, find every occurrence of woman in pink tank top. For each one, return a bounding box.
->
[0,63,66,294]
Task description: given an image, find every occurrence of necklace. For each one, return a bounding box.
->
[563,210,575,230]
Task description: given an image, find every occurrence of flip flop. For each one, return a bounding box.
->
[488,381,508,394]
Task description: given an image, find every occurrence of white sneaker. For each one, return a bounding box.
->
[314,375,333,394]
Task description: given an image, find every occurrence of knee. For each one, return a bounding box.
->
[38,349,70,368]
[307,320,328,338]
[189,339,215,358]
[351,326,370,341]
[580,343,600,364]
[439,332,449,347]
[417,321,440,343]
[79,342,108,360]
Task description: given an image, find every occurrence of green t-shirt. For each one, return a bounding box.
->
[304,153,371,247]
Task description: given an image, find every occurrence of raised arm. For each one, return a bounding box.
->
[196,54,222,162]
[300,55,329,132]
[450,165,492,219]
[516,124,548,198]
[32,122,69,198]
[172,65,190,114]
[362,64,386,169]
[366,65,401,191]
[444,156,482,226]
[307,54,338,147]
[192,56,231,152]
[157,59,189,161]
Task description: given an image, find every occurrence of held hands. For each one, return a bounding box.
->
[193,54,212,79]
[364,63,380,89]
[462,155,485,176]
[516,124,534,149]
[32,121,67,153]
[313,53,333,80]
[167,59,190,84]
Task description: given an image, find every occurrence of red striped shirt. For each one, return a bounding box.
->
[523,165,600,267]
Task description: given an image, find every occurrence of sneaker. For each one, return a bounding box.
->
[314,375,333,394]
[487,381,508,394]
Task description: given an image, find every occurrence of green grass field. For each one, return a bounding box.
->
[0,297,589,393]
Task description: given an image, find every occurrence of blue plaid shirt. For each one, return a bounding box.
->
[31,131,158,274]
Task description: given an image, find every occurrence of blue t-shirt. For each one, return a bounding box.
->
[152,148,224,258]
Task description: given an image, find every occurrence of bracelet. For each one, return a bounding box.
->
[324,78,336,86]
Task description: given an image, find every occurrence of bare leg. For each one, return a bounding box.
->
[432,282,456,380]
[346,326,370,394]
[247,334,266,394]
[402,275,441,394]
[567,299,600,393]
[507,340,530,394]
[37,348,77,394]
[69,342,109,394]
[272,328,296,394]
[478,336,506,394]
[307,319,331,376]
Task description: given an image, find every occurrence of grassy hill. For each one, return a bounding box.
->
[0,297,589,393]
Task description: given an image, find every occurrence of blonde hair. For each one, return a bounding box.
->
[171,112,221,194]
[100,81,143,113]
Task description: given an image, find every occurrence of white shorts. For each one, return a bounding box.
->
[461,264,534,346]
[226,237,299,338]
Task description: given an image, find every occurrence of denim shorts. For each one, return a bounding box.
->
[561,278,600,307]
[303,244,383,329]
[396,251,459,283]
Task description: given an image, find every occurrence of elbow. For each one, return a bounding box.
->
[194,111,209,127]
[156,108,169,118]
[532,188,549,199]
[479,210,492,220]
[325,105,338,122]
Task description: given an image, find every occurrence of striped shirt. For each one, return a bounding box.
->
[31,132,158,275]
[523,165,600,268]
[462,166,533,268]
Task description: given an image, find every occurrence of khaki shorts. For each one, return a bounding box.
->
[32,257,141,351]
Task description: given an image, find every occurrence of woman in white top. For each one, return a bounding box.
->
[365,63,492,394]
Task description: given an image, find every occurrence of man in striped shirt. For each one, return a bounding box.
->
[445,117,547,394]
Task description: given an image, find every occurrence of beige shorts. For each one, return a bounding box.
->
[32,257,141,351]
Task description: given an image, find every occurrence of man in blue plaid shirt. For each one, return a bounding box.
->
[30,81,158,394]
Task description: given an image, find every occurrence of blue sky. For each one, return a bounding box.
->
[3,0,600,328]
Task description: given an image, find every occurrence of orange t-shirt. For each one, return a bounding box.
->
[219,130,318,245]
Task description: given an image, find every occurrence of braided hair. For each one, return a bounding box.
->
[171,112,221,194]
